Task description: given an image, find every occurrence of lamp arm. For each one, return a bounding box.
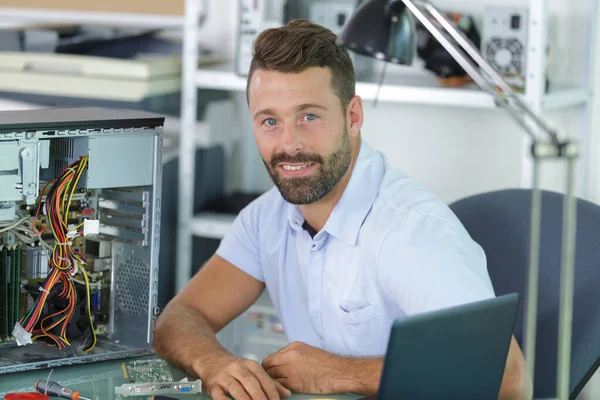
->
[400,0,561,146]
[392,3,580,399]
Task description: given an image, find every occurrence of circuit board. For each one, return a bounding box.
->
[115,379,202,397]
[122,358,187,383]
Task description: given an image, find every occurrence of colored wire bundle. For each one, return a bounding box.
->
[19,156,97,352]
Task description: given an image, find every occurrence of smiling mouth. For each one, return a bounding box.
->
[276,162,318,177]
[280,163,315,171]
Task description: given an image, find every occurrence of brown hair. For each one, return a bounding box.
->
[247,19,356,111]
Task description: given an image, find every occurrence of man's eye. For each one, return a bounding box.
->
[264,118,277,126]
[304,114,317,121]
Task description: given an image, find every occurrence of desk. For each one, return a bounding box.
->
[0,356,362,400]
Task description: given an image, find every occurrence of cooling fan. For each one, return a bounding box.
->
[484,38,524,76]
[482,7,529,92]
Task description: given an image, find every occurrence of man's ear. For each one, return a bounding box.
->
[347,95,363,138]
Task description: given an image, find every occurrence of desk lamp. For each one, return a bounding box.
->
[337,0,579,399]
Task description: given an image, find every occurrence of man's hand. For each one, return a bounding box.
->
[199,354,292,400]
[262,341,341,394]
[263,341,384,396]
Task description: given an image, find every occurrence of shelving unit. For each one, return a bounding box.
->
[195,62,592,111]
[193,62,591,110]
[176,0,598,293]
[0,8,183,28]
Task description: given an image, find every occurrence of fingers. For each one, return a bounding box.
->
[265,365,286,380]
[262,351,284,370]
[263,342,301,369]
[204,357,283,400]
[247,359,287,400]
[275,378,292,393]
[231,363,269,400]
[267,368,295,397]
[208,385,230,400]
[275,380,292,398]
[262,353,274,369]
[224,377,252,400]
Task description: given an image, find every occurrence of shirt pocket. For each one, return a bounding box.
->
[337,300,386,356]
[338,299,379,324]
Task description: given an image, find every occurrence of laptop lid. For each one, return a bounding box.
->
[376,293,520,400]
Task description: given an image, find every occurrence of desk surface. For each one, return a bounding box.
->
[0,356,363,400]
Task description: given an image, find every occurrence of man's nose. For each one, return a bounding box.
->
[280,123,303,155]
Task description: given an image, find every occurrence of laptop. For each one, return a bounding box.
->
[361,293,520,400]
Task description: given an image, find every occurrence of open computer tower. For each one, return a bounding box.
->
[0,107,163,374]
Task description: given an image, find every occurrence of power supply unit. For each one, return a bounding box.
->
[0,106,164,374]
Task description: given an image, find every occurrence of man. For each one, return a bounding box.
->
[154,20,527,400]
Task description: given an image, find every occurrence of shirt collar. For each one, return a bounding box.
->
[287,140,385,245]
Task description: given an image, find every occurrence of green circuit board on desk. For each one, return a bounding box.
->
[122,359,187,383]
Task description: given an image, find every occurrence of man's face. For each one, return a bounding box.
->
[248,67,352,205]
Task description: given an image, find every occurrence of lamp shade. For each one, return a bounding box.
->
[336,0,416,65]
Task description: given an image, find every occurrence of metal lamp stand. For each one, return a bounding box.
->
[399,1,580,398]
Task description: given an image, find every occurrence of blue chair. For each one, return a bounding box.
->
[449,189,600,399]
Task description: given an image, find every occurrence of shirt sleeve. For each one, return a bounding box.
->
[377,211,496,316]
[215,201,264,282]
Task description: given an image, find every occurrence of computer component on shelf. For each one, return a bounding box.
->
[0,106,163,375]
[482,7,529,92]
[416,11,481,87]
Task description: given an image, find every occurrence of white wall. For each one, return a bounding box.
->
[360,100,526,203]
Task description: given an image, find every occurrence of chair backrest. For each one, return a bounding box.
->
[449,189,600,399]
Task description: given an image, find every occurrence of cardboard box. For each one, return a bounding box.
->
[0,0,184,16]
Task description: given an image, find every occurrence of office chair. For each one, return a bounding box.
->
[449,188,600,399]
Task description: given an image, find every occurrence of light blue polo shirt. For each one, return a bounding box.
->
[216,140,495,357]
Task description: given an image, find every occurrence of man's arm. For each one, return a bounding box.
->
[154,254,290,400]
[333,338,528,399]
[154,254,262,374]
[262,341,383,396]
[499,337,531,400]
[328,357,383,395]
[263,340,528,399]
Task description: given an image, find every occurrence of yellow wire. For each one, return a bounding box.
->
[28,268,60,329]
[59,280,75,346]
[58,169,75,224]
[31,159,84,338]
[79,264,97,351]
[49,159,87,271]
[65,157,88,223]
[68,157,96,351]
[48,174,70,270]
[30,156,95,350]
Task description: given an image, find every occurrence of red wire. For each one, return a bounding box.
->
[26,157,88,348]
[32,179,55,235]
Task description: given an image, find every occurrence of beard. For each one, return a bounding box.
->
[263,126,352,205]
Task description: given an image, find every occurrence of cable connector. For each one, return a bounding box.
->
[12,322,32,346]
[83,219,100,236]
[58,345,75,359]
[66,224,79,239]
